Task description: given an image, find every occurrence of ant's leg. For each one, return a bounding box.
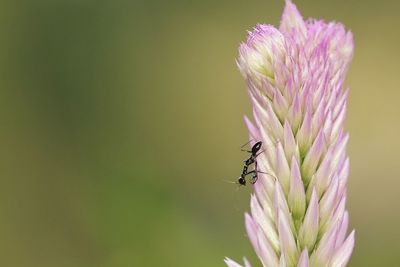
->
[250,161,259,184]
[251,171,277,184]
[250,173,258,184]
[243,163,258,184]
[243,170,255,177]
[251,161,276,183]
[256,170,277,180]
[254,150,265,158]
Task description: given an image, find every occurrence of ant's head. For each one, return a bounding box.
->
[237,176,246,186]
[251,141,262,155]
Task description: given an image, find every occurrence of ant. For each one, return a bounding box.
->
[237,141,267,186]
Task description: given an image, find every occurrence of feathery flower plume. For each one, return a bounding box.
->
[225,1,354,266]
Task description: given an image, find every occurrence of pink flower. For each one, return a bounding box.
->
[225,1,354,266]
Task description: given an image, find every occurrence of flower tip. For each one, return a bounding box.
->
[243,257,252,267]
[224,257,244,267]
[297,249,309,267]
[284,0,296,10]
[237,25,284,84]
[280,0,306,36]
[244,115,259,140]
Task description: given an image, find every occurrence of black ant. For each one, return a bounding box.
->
[237,141,266,186]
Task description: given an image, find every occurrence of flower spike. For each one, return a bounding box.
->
[225,1,354,266]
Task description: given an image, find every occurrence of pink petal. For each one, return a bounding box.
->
[244,213,260,255]
[297,249,309,267]
[279,0,307,40]
[301,129,325,184]
[274,181,292,229]
[278,209,298,266]
[265,103,284,141]
[330,230,355,267]
[288,93,302,133]
[250,195,279,252]
[244,115,260,141]
[243,257,252,267]
[283,119,297,162]
[296,109,312,154]
[310,222,340,266]
[279,253,287,267]
[224,257,244,267]
[257,226,280,266]
[319,175,339,225]
[288,156,306,219]
[322,195,346,233]
[276,142,291,194]
[335,211,349,249]
[273,90,289,120]
[299,188,319,250]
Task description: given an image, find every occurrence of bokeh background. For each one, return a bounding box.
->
[0,0,399,266]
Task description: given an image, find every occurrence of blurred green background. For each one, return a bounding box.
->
[0,0,398,266]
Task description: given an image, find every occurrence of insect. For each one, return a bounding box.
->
[237,141,265,186]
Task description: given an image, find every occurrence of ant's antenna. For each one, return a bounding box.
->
[220,179,242,190]
[240,139,254,149]
[221,179,237,184]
